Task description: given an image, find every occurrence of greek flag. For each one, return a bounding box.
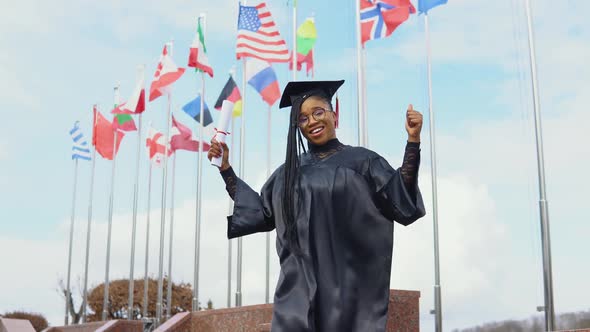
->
[69,121,92,161]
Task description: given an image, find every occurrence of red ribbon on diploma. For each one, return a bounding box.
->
[213,128,231,140]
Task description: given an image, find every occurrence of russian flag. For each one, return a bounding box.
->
[245,58,281,106]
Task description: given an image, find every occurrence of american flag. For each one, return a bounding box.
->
[236,3,290,63]
[360,0,415,45]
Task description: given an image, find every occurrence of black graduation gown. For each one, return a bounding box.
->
[226,144,425,332]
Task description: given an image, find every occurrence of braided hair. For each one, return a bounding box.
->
[281,93,333,254]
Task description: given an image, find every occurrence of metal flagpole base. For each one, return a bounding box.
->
[155,303,162,325]
[227,238,233,308]
[434,285,442,332]
[192,297,198,312]
[235,292,242,307]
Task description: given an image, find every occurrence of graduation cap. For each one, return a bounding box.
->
[279,80,345,109]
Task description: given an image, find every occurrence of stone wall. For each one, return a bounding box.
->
[157,289,420,332]
[44,290,420,332]
[41,320,142,332]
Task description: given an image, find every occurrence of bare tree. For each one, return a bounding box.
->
[454,310,590,332]
[57,278,84,324]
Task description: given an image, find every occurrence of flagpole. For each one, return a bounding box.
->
[236,55,248,309]
[355,0,368,147]
[362,52,368,146]
[227,68,237,308]
[424,13,443,332]
[192,13,207,313]
[166,154,176,319]
[523,1,555,330]
[265,105,272,304]
[82,105,98,323]
[311,48,315,79]
[143,162,153,319]
[292,0,297,82]
[102,84,121,321]
[64,158,79,325]
[311,14,316,79]
[128,66,146,320]
[227,118,235,308]
[156,41,173,325]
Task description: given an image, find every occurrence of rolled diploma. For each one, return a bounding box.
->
[211,100,234,167]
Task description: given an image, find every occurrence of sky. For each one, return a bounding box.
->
[0,0,589,331]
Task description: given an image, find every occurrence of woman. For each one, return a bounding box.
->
[207,80,426,332]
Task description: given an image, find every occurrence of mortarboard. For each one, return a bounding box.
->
[279,80,345,109]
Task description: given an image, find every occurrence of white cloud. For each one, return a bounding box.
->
[0,56,42,112]
[0,1,69,38]
[0,192,278,325]
[362,0,590,81]
[0,0,237,48]
[393,103,590,331]
[393,171,539,329]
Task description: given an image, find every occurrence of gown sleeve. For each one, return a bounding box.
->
[367,143,426,226]
[219,167,276,239]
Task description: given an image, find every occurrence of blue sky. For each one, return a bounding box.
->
[1,0,589,330]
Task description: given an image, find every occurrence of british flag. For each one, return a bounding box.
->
[360,0,416,45]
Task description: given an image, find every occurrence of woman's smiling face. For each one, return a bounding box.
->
[298,95,337,146]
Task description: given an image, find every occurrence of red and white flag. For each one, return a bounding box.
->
[113,74,146,114]
[289,49,314,78]
[149,45,186,102]
[146,126,170,166]
[170,115,210,152]
[188,18,214,77]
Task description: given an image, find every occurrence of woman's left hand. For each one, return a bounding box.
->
[405,104,423,143]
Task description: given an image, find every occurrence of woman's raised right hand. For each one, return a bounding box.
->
[208,138,231,171]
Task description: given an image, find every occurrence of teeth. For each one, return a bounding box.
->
[311,127,323,134]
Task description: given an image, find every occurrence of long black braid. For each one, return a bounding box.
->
[282,98,308,255]
[282,94,335,254]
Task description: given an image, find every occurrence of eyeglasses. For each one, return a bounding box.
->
[298,107,330,127]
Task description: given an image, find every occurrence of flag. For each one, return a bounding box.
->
[236,2,290,63]
[112,75,146,114]
[289,17,316,76]
[360,0,416,45]
[182,94,213,126]
[69,121,91,161]
[146,126,169,166]
[170,115,210,152]
[245,58,281,106]
[418,0,447,14]
[296,17,317,56]
[188,17,214,77]
[150,45,186,102]
[289,49,314,77]
[93,109,124,160]
[215,76,243,117]
[112,113,138,132]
